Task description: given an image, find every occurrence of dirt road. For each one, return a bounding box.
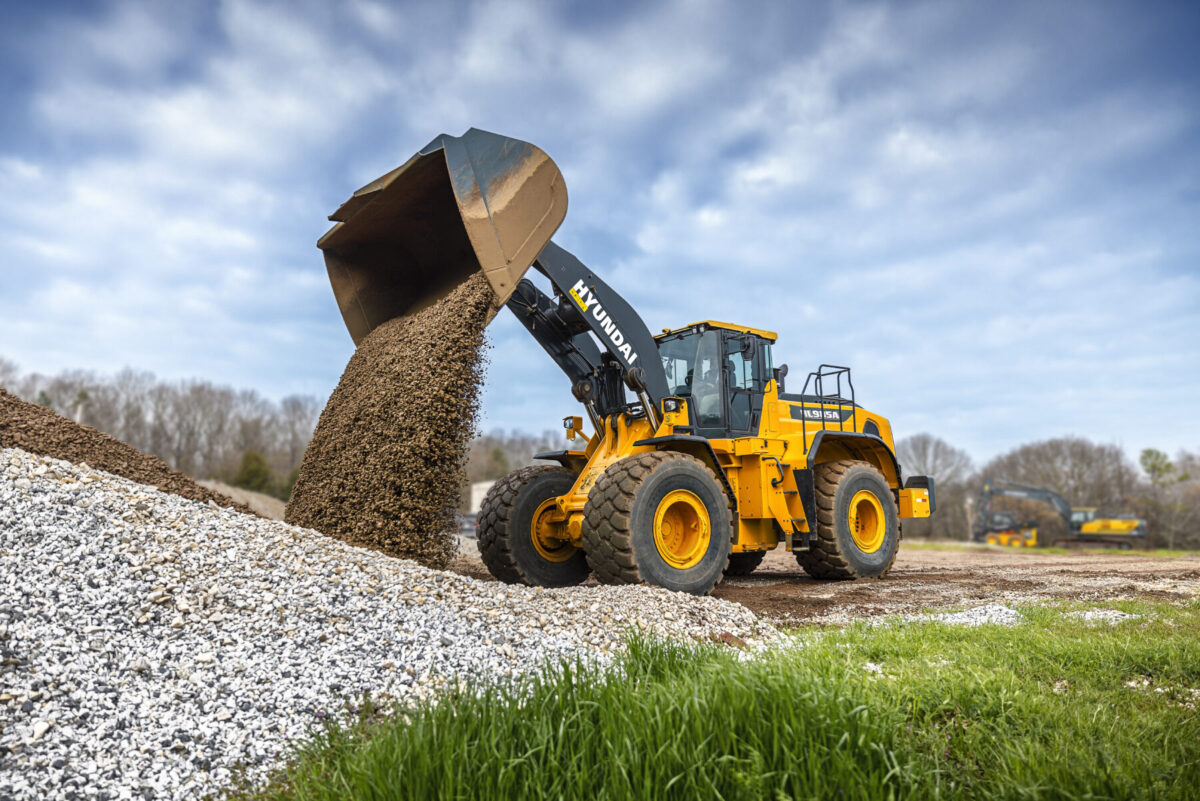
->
[449,541,1200,625]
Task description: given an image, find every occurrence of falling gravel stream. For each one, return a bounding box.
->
[284,273,493,569]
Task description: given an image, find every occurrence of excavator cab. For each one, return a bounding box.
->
[1070,508,1096,527]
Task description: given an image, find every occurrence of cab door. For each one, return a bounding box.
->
[723,333,768,436]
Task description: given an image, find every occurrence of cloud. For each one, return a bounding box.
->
[0,0,1197,465]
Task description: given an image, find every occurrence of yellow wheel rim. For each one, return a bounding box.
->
[530,498,574,563]
[653,489,710,569]
[848,489,886,554]
[1010,538,1023,548]
[986,535,998,546]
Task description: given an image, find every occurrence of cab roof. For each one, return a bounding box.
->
[655,320,778,343]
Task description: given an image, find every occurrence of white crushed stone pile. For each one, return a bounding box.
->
[0,447,776,800]
[867,603,1026,629]
[1066,608,1140,625]
[924,603,1024,627]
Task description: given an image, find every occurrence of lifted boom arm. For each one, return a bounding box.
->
[505,241,671,428]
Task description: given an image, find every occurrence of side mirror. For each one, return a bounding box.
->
[773,363,788,392]
[739,337,757,358]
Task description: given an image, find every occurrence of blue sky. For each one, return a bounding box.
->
[1,0,1198,464]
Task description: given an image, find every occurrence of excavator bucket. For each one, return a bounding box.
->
[317,128,567,345]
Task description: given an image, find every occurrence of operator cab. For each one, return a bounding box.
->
[656,321,777,438]
[1070,508,1095,528]
[989,512,1018,531]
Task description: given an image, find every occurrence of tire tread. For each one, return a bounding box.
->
[582,452,731,589]
[478,465,582,586]
[795,459,899,580]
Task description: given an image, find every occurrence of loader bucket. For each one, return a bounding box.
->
[317,128,567,345]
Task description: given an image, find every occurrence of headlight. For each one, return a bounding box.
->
[662,397,681,413]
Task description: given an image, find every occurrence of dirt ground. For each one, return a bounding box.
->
[448,540,1200,625]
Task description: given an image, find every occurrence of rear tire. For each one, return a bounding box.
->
[477,466,589,587]
[725,551,766,577]
[583,452,731,595]
[795,460,899,580]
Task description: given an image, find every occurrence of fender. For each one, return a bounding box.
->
[532,450,590,473]
[807,430,902,487]
[632,435,739,516]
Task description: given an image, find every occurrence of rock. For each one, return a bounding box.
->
[0,388,251,514]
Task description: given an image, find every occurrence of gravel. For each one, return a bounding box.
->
[0,387,250,516]
[924,603,1025,627]
[1066,608,1140,625]
[285,272,493,570]
[0,447,775,800]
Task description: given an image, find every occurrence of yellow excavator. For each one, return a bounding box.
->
[318,128,933,594]
[973,479,1147,549]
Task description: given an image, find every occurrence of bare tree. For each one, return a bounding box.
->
[0,358,20,390]
[1135,448,1200,549]
[280,395,322,469]
[896,433,975,540]
[466,429,562,484]
[897,433,973,485]
[979,437,1140,514]
[1,359,321,498]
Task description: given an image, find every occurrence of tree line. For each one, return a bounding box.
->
[1,359,321,499]
[897,433,1200,549]
[3,359,1196,546]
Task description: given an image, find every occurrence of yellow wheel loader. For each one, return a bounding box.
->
[318,128,934,594]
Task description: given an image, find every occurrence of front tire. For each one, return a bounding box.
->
[583,452,732,595]
[795,460,899,580]
[477,466,590,587]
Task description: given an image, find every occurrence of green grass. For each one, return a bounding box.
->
[239,600,1200,801]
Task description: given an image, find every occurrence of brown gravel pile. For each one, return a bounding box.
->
[285,273,493,569]
[0,386,252,514]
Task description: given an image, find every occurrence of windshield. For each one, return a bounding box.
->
[658,329,723,426]
[658,330,719,395]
